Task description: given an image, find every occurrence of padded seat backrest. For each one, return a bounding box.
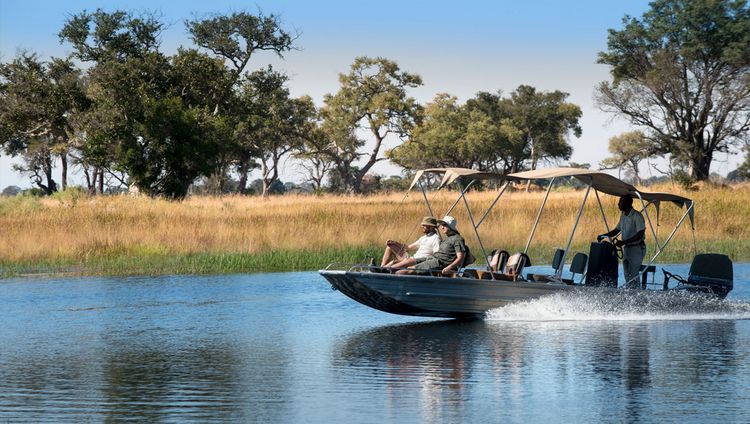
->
[488,249,510,272]
[570,253,588,275]
[689,254,733,281]
[551,248,565,273]
[504,253,531,276]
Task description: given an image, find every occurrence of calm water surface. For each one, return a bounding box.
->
[1,264,750,423]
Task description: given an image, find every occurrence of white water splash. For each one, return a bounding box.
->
[485,289,750,321]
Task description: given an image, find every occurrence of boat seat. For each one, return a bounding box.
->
[561,253,588,285]
[527,248,564,282]
[663,254,733,297]
[481,252,530,281]
[488,249,510,272]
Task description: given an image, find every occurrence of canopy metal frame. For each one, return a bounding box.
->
[406,167,694,288]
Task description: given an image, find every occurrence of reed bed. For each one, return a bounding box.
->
[1,183,748,276]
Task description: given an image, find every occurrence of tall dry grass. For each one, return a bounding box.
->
[0,182,748,275]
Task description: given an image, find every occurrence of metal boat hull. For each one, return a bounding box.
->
[320,270,573,318]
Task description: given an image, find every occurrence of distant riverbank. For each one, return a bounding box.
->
[1,184,749,277]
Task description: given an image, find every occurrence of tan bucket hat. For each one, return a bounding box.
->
[420,216,438,227]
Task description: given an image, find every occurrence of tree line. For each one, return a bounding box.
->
[2,1,749,198]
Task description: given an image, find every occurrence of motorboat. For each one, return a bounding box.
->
[319,167,734,318]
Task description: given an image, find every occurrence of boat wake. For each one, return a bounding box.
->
[485,289,750,321]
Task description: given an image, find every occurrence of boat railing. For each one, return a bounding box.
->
[323,262,377,273]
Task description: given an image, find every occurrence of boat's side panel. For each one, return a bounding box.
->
[321,270,570,317]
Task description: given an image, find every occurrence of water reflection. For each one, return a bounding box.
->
[334,319,747,423]
[1,272,749,423]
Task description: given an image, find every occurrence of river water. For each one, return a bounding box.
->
[1,264,749,423]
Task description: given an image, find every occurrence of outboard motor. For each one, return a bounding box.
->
[664,254,733,298]
[586,242,618,287]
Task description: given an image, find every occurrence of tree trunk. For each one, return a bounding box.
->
[84,167,94,195]
[97,168,105,194]
[60,152,68,190]
[688,149,712,181]
[237,157,251,194]
[44,155,57,195]
[525,141,537,192]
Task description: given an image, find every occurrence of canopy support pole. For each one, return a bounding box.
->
[640,201,694,282]
[524,178,555,255]
[476,181,510,229]
[594,190,612,242]
[458,182,490,271]
[445,180,477,216]
[418,181,435,218]
[635,192,661,251]
[556,181,591,279]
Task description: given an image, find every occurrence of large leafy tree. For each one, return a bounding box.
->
[390,87,579,175]
[389,93,524,170]
[234,67,316,196]
[465,91,527,172]
[0,54,88,194]
[597,0,750,181]
[600,131,653,184]
[505,85,582,174]
[186,11,297,189]
[59,9,169,194]
[59,9,251,198]
[320,57,422,193]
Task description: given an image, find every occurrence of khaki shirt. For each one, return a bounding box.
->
[616,209,646,245]
[434,234,466,266]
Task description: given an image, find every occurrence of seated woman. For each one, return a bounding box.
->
[397,215,466,276]
[381,216,441,269]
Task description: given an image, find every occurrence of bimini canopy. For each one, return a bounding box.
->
[508,167,694,226]
[408,167,517,191]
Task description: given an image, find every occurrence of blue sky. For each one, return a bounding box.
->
[0,0,743,188]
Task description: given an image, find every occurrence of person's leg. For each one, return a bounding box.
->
[381,244,395,267]
[396,257,438,274]
[391,257,417,269]
[622,246,645,288]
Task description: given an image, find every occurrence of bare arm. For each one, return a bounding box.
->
[442,251,465,275]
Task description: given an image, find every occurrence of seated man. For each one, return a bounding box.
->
[397,215,466,276]
[381,216,441,269]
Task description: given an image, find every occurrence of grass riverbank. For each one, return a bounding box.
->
[1,183,749,277]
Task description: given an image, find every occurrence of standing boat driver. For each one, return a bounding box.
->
[397,216,466,276]
[381,216,441,269]
[597,195,647,288]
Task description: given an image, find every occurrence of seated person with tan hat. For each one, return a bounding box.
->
[397,215,466,276]
[381,216,441,269]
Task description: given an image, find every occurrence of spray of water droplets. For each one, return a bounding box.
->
[485,289,750,321]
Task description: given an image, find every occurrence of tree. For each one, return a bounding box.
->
[186,11,296,83]
[0,54,88,194]
[600,131,653,184]
[464,91,527,172]
[597,0,750,181]
[320,57,422,193]
[124,96,218,198]
[59,9,169,194]
[59,9,245,199]
[733,143,750,180]
[505,85,582,175]
[234,67,316,196]
[1,186,22,196]
[186,11,298,189]
[295,128,335,192]
[389,94,473,169]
